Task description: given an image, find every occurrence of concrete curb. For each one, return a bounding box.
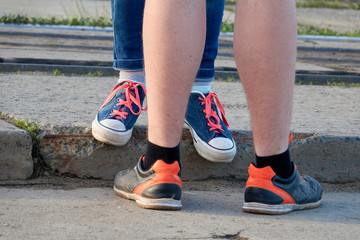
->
[0,120,33,180]
[38,126,360,183]
[1,74,359,183]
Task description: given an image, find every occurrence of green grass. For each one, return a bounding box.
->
[222,76,237,82]
[326,80,360,87]
[13,69,106,77]
[52,69,63,76]
[222,21,360,37]
[0,13,112,27]
[0,112,49,176]
[88,70,103,77]
[295,80,360,87]
[221,21,234,33]
[296,0,360,10]
[2,13,359,37]
[227,0,360,9]
[298,23,360,37]
[0,112,39,141]
[225,0,236,5]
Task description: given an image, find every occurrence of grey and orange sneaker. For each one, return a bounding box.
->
[114,156,182,210]
[243,163,322,215]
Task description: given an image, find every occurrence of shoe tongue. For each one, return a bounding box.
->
[214,130,226,138]
[191,91,206,98]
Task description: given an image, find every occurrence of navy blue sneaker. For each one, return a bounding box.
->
[92,80,146,146]
[185,91,236,162]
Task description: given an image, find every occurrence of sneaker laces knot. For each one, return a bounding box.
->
[199,92,229,133]
[100,80,147,120]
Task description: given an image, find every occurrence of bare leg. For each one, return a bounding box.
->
[143,0,206,148]
[234,0,297,156]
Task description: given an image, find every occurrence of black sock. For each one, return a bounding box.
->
[142,141,180,171]
[255,149,294,178]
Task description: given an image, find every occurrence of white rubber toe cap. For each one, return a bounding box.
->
[99,119,126,131]
[208,137,234,150]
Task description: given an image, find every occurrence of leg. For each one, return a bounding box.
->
[186,0,237,162]
[143,0,206,148]
[112,0,144,73]
[234,0,322,214]
[92,0,146,146]
[234,0,296,156]
[113,0,145,77]
[114,0,206,210]
[196,0,225,83]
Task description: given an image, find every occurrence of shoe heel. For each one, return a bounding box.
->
[141,183,182,200]
[244,187,284,205]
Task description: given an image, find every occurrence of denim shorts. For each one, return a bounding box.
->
[111,0,224,82]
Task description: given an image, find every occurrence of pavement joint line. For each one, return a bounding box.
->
[2,63,360,84]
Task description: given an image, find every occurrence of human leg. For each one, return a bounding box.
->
[112,0,144,73]
[233,0,322,214]
[94,0,234,163]
[92,0,146,146]
[234,0,296,156]
[113,0,145,77]
[143,0,206,148]
[186,0,236,162]
[114,0,206,210]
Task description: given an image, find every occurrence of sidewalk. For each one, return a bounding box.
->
[0,181,359,240]
[0,1,360,239]
[0,0,360,182]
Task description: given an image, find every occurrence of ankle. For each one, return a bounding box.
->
[255,149,294,178]
[119,71,145,85]
[142,141,180,170]
[191,81,211,94]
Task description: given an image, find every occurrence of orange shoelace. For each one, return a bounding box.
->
[199,92,229,133]
[288,133,293,144]
[100,81,147,120]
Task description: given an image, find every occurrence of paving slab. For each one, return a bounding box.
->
[0,185,359,240]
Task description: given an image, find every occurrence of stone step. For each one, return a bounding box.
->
[1,74,359,183]
[39,127,360,183]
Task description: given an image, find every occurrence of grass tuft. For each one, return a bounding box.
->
[0,112,39,142]
[1,13,360,37]
[298,23,360,37]
[0,13,112,27]
[296,0,360,10]
[52,69,63,76]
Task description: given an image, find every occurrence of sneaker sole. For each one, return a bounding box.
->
[113,186,182,210]
[91,118,131,146]
[184,121,236,162]
[242,200,322,215]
